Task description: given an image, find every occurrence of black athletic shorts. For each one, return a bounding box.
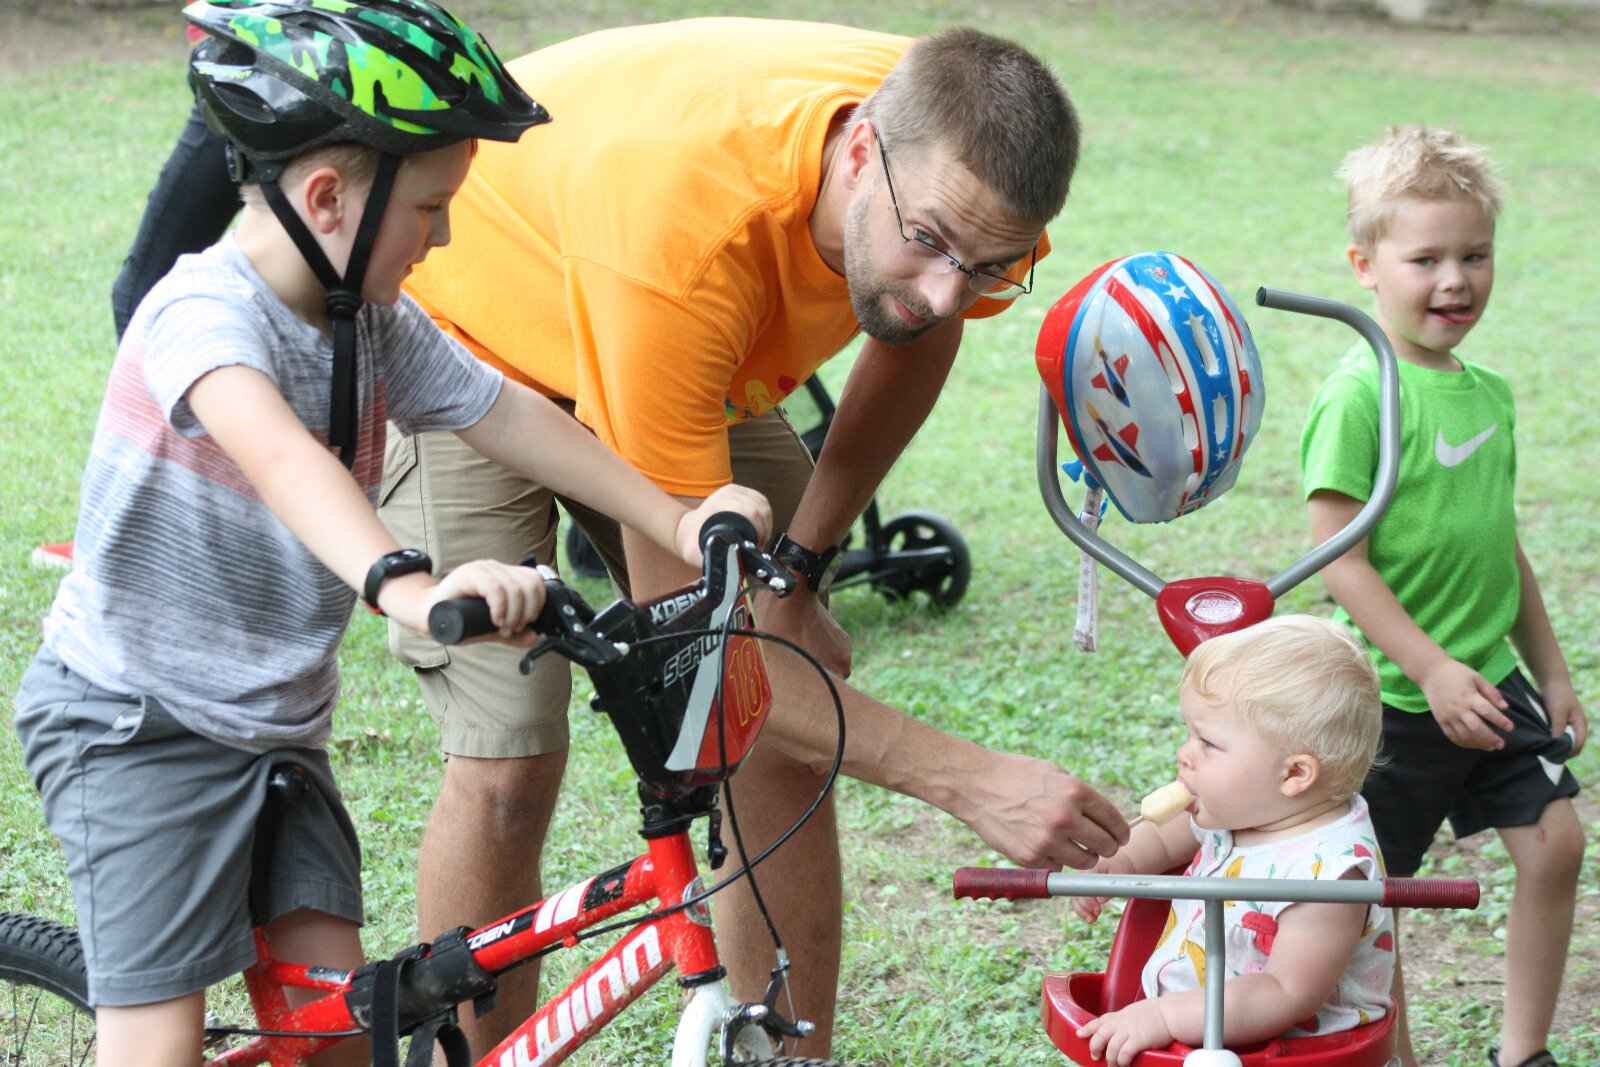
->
[1361,668,1580,875]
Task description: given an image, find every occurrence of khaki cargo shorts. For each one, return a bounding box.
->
[376,406,812,758]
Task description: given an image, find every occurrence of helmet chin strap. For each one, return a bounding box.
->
[259,152,403,469]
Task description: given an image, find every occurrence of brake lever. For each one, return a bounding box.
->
[517,581,627,673]
[740,544,796,597]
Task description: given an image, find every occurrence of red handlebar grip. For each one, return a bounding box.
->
[1380,877,1480,910]
[952,867,1052,901]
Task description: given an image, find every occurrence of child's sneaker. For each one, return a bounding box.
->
[1490,1050,1559,1067]
[30,541,73,569]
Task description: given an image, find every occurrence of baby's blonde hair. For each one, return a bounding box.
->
[1183,615,1381,801]
[1338,125,1507,251]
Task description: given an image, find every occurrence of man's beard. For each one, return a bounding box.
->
[842,195,942,347]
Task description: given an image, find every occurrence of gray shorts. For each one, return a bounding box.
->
[377,405,814,759]
[13,648,363,1007]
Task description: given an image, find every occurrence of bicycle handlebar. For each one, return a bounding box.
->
[427,512,785,648]
[952,867,1479,910]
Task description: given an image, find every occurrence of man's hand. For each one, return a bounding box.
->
[755,588,853,677]
[958,752,1128,870]
[1076,998,1174,1067]
[1419,658,1513,750]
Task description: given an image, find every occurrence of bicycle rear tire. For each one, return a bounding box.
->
[0,911,95,1065]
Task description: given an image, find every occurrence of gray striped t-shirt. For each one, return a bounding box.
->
[43,238,503,752]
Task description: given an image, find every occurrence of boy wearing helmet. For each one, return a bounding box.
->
[378,20,1129,1055]
[1301,125,1585,1067]
[10,2,768,1063]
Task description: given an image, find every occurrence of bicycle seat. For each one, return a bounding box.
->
[1042,886,1395,1066]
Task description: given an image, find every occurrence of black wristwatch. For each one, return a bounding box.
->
[363,548,433,615]
[771,532,843,593]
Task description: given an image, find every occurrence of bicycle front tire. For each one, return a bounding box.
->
[0,911,95,1065]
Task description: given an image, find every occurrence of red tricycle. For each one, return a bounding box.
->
[959,263,1480,1067]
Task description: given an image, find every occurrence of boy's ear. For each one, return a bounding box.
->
[1347,243,1377,290]
[299,165,351,236]
[1280,752,1321,798]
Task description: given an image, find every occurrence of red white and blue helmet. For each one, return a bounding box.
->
[1036,251,1264,523]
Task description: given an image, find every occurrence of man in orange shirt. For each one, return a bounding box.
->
[381,18,1127,1055]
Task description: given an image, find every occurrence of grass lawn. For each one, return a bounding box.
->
[1,1,1596,1064]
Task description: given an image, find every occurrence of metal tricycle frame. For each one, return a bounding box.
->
[1036,287,1401,654]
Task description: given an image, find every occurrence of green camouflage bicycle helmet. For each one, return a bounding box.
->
[184,0,547,468]
[185,0,548,182]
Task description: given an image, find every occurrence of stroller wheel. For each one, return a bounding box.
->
[872,510,971,609]
[563,524,611,580]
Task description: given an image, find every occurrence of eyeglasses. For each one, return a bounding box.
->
[878,138,1036,300]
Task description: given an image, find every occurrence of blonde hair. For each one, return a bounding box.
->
[1183,615,1382,801]
[1338,125,1507,251]
[239,142,384,210]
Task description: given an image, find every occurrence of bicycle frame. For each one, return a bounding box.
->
[206,821,767,1067]
[197,517,799,1067]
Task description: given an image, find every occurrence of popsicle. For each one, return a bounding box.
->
[1131,780,1192,829]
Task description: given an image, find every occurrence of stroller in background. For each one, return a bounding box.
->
[565,376,973,609]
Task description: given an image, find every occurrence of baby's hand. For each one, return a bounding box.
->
[1076,999,1173,1067]
[1421,658,1512,751]
[423,559,547,646]
[676,485,773,568]
[1070,858,1114,924]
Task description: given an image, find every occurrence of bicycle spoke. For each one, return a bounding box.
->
[4,979,95,1066]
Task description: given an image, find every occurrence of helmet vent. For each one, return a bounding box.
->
[1162,347,1185,396]
[212,82,275,124]
[1190,316,1220,375]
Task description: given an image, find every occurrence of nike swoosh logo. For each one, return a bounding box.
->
[1435,424,1497,467]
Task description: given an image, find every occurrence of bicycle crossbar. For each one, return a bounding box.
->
[953,867,1479,910]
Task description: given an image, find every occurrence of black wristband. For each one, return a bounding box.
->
[363,548,432,615]
[771,532,842,593]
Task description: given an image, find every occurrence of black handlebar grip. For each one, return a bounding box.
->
[1380,877,1480,910]
[952,866,1052,901]
[428,598,498,646]
[698,511,757,551]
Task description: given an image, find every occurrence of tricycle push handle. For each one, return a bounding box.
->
[953,867,1479,910]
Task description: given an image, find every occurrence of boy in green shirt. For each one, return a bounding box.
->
[1301,125,1585,1067]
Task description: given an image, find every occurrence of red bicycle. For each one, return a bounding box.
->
[0,515,850,1067]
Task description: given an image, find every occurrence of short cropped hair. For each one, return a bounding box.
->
[1338,125,1507,251]
[1183,615,1382,802]
[850,27,1080,226]
[238,142,384,209]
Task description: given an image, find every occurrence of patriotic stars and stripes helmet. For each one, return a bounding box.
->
[1036,251,1264,524]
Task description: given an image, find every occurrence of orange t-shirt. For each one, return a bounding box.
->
[407,18,1028,495]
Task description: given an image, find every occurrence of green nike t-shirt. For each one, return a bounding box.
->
[1301,348,1520,712]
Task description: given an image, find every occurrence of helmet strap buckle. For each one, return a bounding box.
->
[259,153,402,470]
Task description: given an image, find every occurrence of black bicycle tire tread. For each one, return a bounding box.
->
[0,910,91,1010]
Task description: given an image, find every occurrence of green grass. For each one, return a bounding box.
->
[2,1,1598,1064]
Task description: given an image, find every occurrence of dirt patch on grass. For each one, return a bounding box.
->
[1396,791,1600,1051]
[5,0,1599,82]
[0,5,186,82]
